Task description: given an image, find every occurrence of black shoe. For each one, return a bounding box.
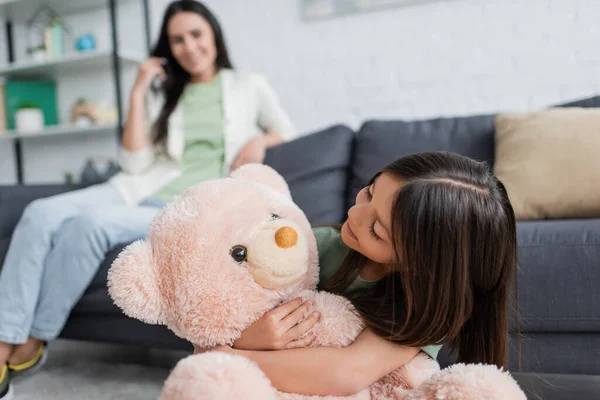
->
[0,365,13,400]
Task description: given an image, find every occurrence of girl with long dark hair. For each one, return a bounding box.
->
[204,151,518,396]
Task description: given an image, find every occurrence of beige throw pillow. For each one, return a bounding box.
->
[494,107,600,220]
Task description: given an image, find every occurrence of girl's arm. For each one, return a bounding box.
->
[221,329,420,397]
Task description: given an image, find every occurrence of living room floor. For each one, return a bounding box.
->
[10,340,600,399]
[11,340,189,400]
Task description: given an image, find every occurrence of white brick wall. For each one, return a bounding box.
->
[153,0,600,133]
[1,0,599,183]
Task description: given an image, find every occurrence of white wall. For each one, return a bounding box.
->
[153,0,600,133]
[2,0,600,184]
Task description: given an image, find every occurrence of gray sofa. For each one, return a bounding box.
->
[1,95,599,399]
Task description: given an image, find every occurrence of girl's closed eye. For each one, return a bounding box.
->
[370,223,381,240]
[365,186,381,240]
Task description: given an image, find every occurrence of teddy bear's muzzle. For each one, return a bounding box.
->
[246,223,308,290]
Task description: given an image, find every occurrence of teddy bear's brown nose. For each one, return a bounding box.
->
[275,226,298,248]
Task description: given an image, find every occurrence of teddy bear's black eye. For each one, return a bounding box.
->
[230,245,247,263]
[271,213,281,220]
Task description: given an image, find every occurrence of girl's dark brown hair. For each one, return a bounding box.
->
[323,151,518,369]
[150,0,233,146]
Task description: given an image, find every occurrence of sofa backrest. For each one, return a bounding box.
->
[347,114,496,213]
[347,94,600,214]
[264,124,355,225]
[265,95,600,226]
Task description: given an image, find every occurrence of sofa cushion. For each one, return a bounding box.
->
[264,124,354,225]
[515,218,600,332]
[348,115,495,211]
[494,107,600,220]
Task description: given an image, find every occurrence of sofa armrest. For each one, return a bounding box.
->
[0,184,84,238]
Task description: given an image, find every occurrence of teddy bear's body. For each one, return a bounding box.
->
[108,164,525,400]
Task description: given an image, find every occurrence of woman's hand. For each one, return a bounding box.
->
[132,57,167,98]
[231,136,268,170]
[233,298,320,351]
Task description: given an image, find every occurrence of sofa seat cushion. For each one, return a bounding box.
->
[349,115,495,211]
[516,218,600,332]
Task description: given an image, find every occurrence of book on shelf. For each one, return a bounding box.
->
[4,79,58,130]
[0,78,6,132]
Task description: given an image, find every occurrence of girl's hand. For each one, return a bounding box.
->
[233,298,320,351]
[132,57,167,97]
[231,136,268,171]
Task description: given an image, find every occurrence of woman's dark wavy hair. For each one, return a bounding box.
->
[323,151,519,369]
[150,0,233,146]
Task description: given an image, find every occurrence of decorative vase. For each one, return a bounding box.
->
[75,34,96,52]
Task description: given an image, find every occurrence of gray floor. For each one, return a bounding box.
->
[9,340,600,400]
[11,340,189,400]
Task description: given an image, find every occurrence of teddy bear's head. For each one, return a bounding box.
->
[108,164,319,347]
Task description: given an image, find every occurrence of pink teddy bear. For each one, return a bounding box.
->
[108,164,526,400]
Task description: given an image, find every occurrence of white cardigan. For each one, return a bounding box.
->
[110,69,296,206]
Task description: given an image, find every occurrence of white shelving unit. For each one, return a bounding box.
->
[0,50,145,142]
[0,122,120,141]
[0,0,125,21]
[0,49,144,79]
[1,0,151,183]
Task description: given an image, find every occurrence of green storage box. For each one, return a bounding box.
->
[4,79,58,130]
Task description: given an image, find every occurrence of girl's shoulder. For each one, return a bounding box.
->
[312,226,343,253]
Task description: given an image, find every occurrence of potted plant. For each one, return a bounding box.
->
[27,44,46,62]
[15,101,44,133]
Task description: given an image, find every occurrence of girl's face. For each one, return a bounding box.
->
[168,12,217,81]
[342,173,403,265]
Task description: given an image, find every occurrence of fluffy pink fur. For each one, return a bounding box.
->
[108,164,525,400]
[160,351,277,400]
[107,240,164,324]
[393,364,527,400]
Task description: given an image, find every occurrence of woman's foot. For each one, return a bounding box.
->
[7,338,47,377]
[8,337,42,366]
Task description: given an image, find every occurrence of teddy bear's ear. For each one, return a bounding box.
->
[230,163,291,199]
[107,240,164,325]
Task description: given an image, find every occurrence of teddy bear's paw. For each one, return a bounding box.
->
[302,291,365,348]
[159,351,278,400]
[393,363,526,400]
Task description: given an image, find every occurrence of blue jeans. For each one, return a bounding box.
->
[0,182,164,344]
